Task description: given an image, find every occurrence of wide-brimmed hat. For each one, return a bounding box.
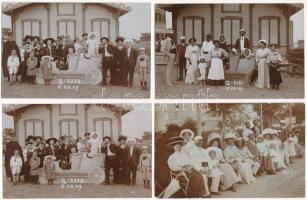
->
[100,37,109,42]
[27,135,35,141]
[179,36,186,40]
[239,28,246,33]
[118,135,127,142]
[258,39,267,46]
[24,35,33,41]
[126,137,137,144]
[194,135,203,141]
[44,155,55,161]
[262,128,274,136]
[115,36,125,43]
[167,136,184,147]
[207,132,222,145]
[103,136,111,141]
[46,137,57,145]
[179,129,195,140]
[224,132,237,140]
[44,37,55,44]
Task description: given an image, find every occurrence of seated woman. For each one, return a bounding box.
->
[223,133,256,184]
[235,137,261,176]
[166,136,206,198]
[207,132,241,192]
[179,129,196,154]
[293,129,305,158]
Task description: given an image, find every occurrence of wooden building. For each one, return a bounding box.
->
[2,3,130,46]
[158,4,303,56]
[4,104,131,146]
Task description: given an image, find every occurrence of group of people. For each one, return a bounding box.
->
[162,28,284,89]
[2,32,149,89]
[5,132,151,188]
[164,122,304,198]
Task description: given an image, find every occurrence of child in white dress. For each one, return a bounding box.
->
[10,150,23,186]
[208,149,224,194]
[283,132,297,164]
[197,56,207,85]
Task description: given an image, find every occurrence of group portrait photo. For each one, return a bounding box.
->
[1,2,151,98]
[2,104,152,198]
[155,3,304,99]
[155,103,305,198]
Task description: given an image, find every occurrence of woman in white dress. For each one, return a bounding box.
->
[84,32,99,59]
[185,38,200,84]
[87,132,102,158]
[179,129,196,153]
[207,132,240,192]
[207,40,227,86]
[255,40,270,88]
[283,132,297,164]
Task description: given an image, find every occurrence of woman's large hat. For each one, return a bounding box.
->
[126,137,137,144]
[224,132,237,140]
[115,36,125,43]
[167,136,184,147]
[44,37,55,44]
[207,132,222,145]
[46,137,57,145]
[118,135,127,142]
[262,128,274,136]
[258,39,268,46]
[179,129,195,140]
[239,28,246,33]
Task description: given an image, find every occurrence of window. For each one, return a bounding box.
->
[57,3,75,16]
[259,17,280,45]
[91,19,110,40]
[183,17,204,44]
[94,118,112,139]
[25,119,44,137]
[222,4,241,13]
[60,119,78,138]
[22,20,41,38]
[221,17,242,46]
[57,20,76,39]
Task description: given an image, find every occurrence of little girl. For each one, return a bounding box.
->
[208,149,224,195]
[7,49,20,85]
[44,155,56,184]
[29,150,40,184]
[268,143,281,171]
[284,132,297,164]
[10,149,23,186]
[41,56,53,85]
[26,51,38,84]
[197,56,207,85]
[139,146,151,189]
[268,44,283,90]
[136,47,149,90]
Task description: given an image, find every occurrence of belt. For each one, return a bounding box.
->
[203,51,209,54]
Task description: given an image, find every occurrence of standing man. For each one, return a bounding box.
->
[2,32,21,82]
[126,138,141,186]
[176,36,188,81]
[99,37,114,86]
[201,34,214,61]
[125,39,138,87]
[101,136,119,185]
[235,29,250,55]
[161,33,177,86]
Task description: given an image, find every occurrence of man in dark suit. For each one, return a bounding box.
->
[101,136,119,185]
[125,39,138,87]
[98,37,114,86]
[42,38,56,58]
[57,138,71,170]
[125,138,141,186]
[235,29,250,55]
[176,36,188,81]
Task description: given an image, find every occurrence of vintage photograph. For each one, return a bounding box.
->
[1,2,151,98]
[155,103,305,198]
[2,104,152,198]
[155,4,304,99]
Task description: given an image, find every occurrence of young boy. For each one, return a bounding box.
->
[44,155,56,185]
[136,47,149,90]
[207,149,224,195]
[7,49,20,85]
[139,146,151,189]
[10,149,23,186]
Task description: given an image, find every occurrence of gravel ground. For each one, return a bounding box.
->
[3,171,151,198]
[1,81,149,99]
[155,64,304,99]
[215,157,305,198]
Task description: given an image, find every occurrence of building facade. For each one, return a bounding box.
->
[158,4,303,56]
[4,104,130,145]
[3,3,130,46]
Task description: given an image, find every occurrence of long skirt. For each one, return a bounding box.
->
[185,63,196,84]
[238,162,255,184]
[207,58,225,86]
[269,65,282,85]
[255,58,270,88]
[166,53,176,85]
[219,163,241,190]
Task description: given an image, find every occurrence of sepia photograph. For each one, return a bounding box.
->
[2,104,152,198]
[155,4,304,99]
[1,2,151,98]
[155,103,305,198]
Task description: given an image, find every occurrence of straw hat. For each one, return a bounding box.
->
[207,132,222,145]
[179,129,195,140]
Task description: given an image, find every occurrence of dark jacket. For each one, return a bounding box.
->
[101,143,119,156]
[126,146,141,167]
[235,37,250,51]
[98,44,114,59]
[57,145,71,161]
[127,47,138,69]
[42,45,57,58]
